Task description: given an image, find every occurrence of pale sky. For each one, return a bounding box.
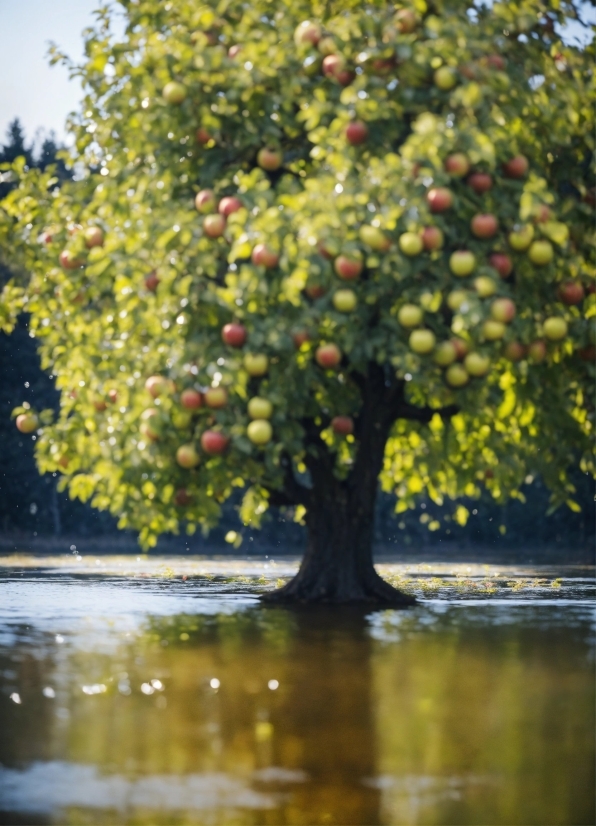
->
[0,1,593,154]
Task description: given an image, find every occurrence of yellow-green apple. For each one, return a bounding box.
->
[434,66,457,90]
[504,341,526,361]
[558,281,585,305]
[359,225,391,251]
[248,397,273,419]
[446,364,469,387]
[140,408,161,441]
[482,320,507,340]
[465,352,490,376]
[218,196,242,216]
[346,121,369,145]
[543,317,568,341]
[333,289,357,312]
[427,187,453,212]
[451,338,469,360]
[528,340,546,362]
[334,253,363,280]
[195,189,217,215]
[528,240,554,266]
[398,304,423,328]
[409,329,436,354]
[201,430,229,455]
[176,444,200,468]
[59,250,83,270]
[84,227,104,248]
[331,415,354,435]
[471,214,498,238]
[145,375,172,398]
[503,155,529,178]
[181,389,203,409]
[243,353,269,376]
[204,387,228,408]
[399,232,423,256]
[257,146,283,171]
[474,276,497,297]
[491,298,516,322]
[222,323,247,347]
[16,412,39,433]
[174,488,193,506]
[247,419,273,445]
[316,343,342,368]
[468,172,493,194]
[450,251,476,276]
[508,224,534,251]
[433,341,457,366]
[172,409,192,429]
[444,153,470,177]
[294,20,322,46]
[318,36,337,55]
[203,214,226,238]
[145,271,159,291]
[489,253,513,278]
[163,81,187,104]
[447,290,468,311]
[422,227,444,251]
[251,244,279,268]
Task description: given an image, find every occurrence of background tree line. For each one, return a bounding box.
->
[0,121,592,558]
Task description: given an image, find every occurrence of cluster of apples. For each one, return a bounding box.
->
[194,189,243,239]
[57,224,105,270]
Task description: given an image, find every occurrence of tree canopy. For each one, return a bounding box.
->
[0,0,594,554]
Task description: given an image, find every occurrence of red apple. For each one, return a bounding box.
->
[228,45,242,59]
[251,244,279,268]
[427,188,453,213]
[421,227,444,251]
[468,172,493,194]
[140,408,161,441]
[504,342,526,361]
[108,389,118,403]
[558,281,585,305]
[181,389,203,409]
[195,189,216,213]
[451,338,469,360]
[257,146,283,171]
[293,330,311,348]
[322,54,346,80]
[336,69,355,87]
[222,322,247,347]
[93,398,107,412]
[332,416,354,435]
[196,127,213,145]
[486,54,506,70]
[305,284,326,299]
[394,8,417,32]
[489,253,513,279]
[218,196,242,216]
[503,155,529,179]
[471,214,498,239]
[84,227,104,248]
[316,343,342,368]
[174,489,193,506]
[145,271,159,291]
[59,250,83,270]
[334,254,363,280]
[204,387,228,408]
[294,20,322,46]
[16,413,39,433]
[203,214,226,238]
[532,204,552,223]
[578,346,595,362]
[145,376,172,398]
[444,153,470,178]
[346,121,369,146]
[201,430,229,455]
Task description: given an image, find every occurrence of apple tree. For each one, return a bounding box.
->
[0,0,594,603]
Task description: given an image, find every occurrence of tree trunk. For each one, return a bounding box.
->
[263,365,416,607]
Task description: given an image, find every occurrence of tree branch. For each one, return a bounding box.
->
[394,400,459,423]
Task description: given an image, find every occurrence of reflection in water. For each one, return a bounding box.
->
[0,566,594,825]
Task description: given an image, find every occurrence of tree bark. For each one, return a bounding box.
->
[263,364,417,606]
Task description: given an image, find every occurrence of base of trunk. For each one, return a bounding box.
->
[261,565,416,607]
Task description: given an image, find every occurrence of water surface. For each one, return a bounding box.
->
[0,556,594,825]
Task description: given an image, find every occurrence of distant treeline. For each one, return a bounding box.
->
[0,122,593,557]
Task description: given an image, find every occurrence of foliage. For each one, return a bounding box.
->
[0,0,593,549]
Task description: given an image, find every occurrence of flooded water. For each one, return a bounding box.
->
[0,555,594,825]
